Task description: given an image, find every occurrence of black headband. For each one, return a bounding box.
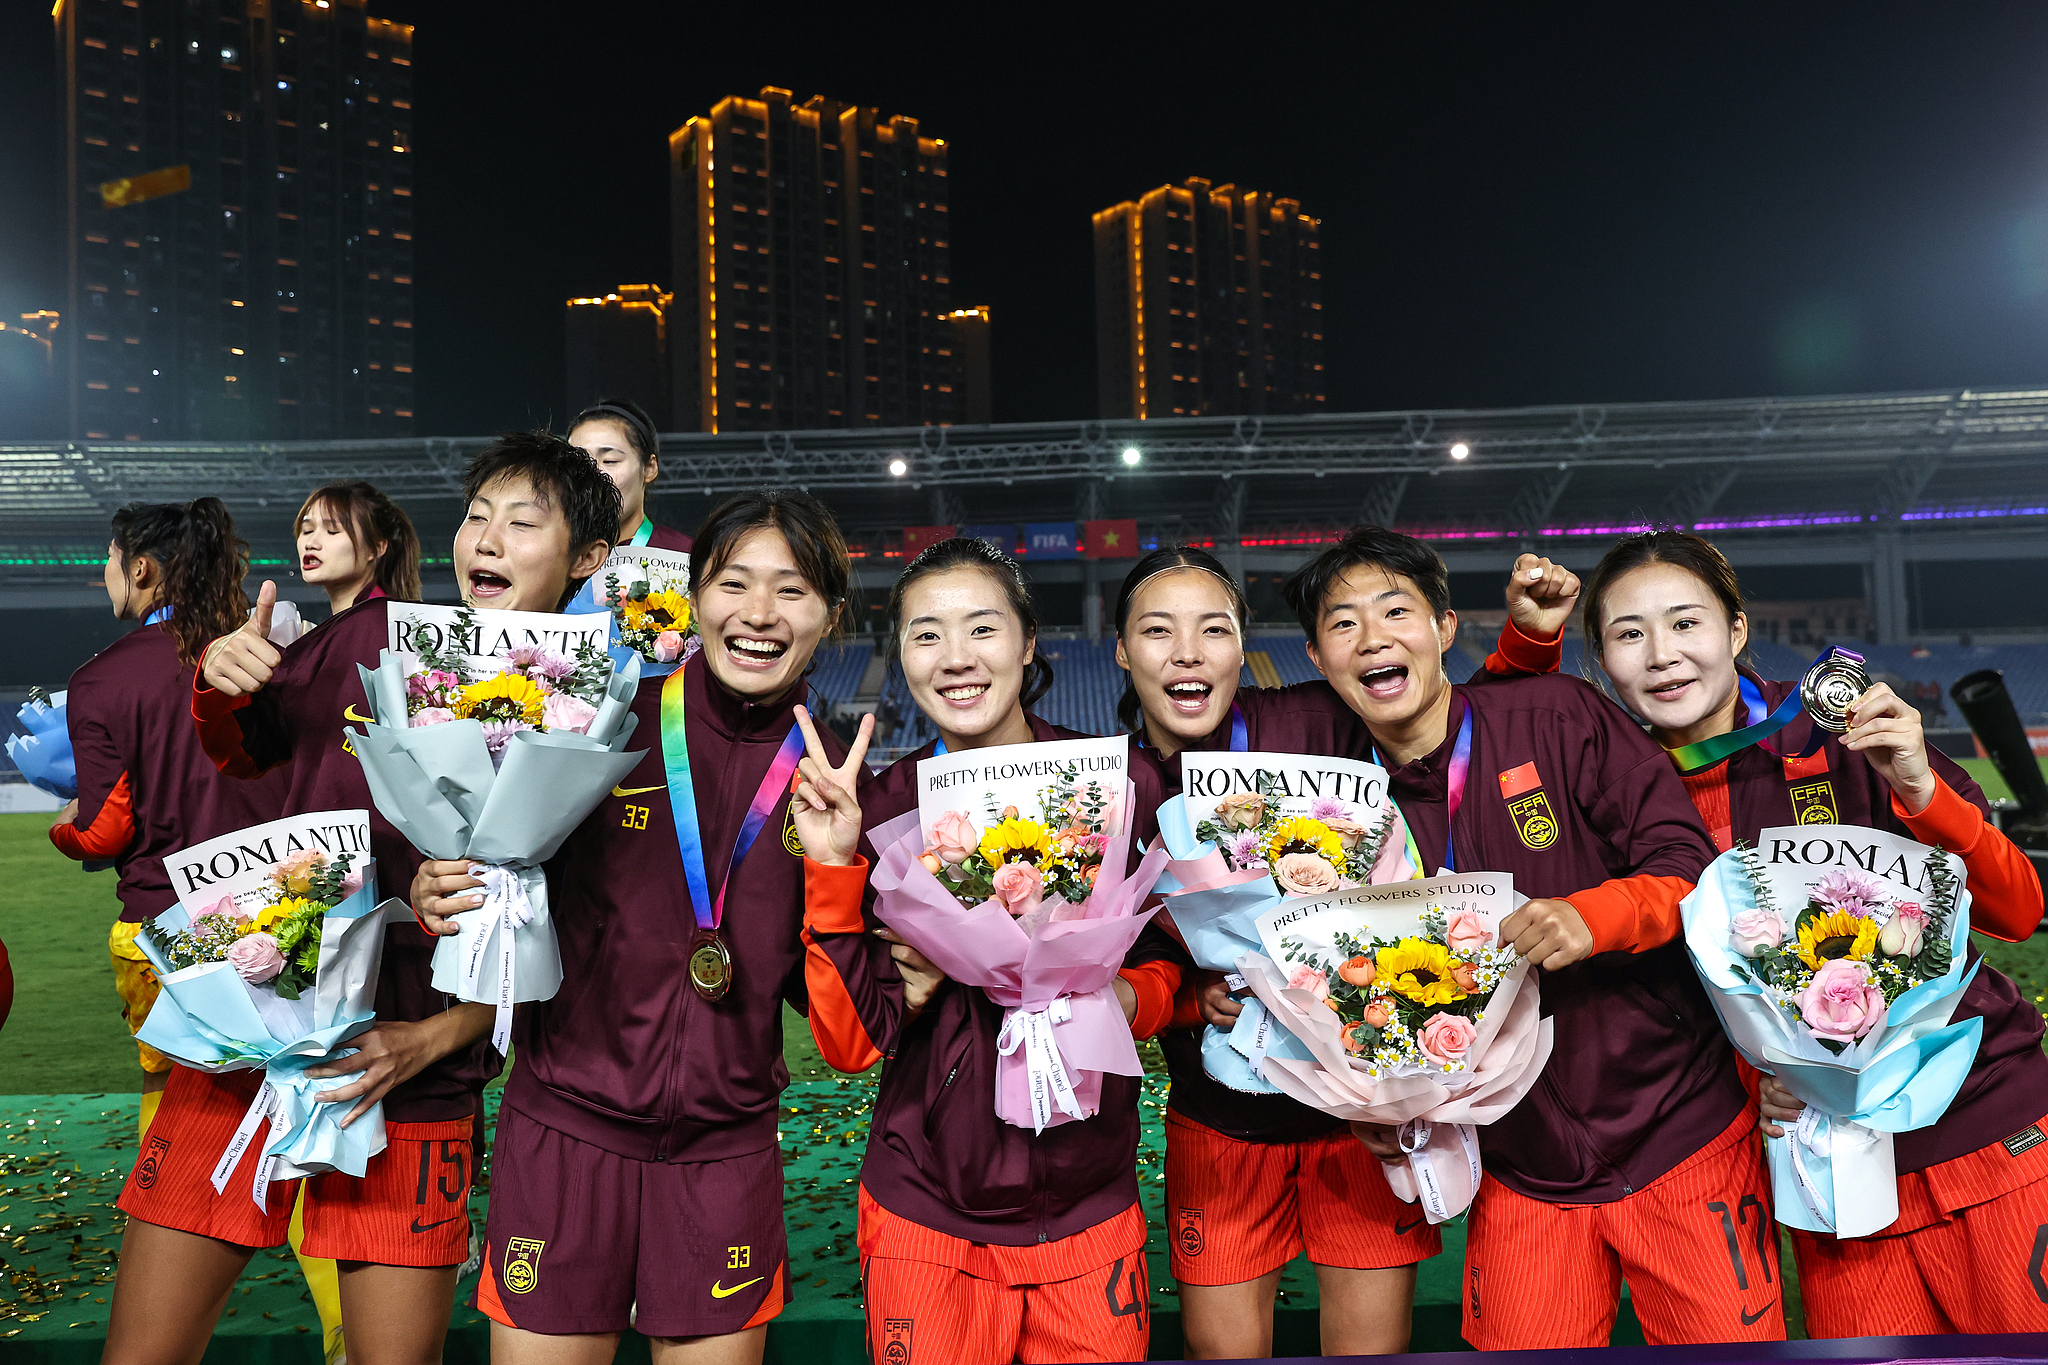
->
[577,403,658,460]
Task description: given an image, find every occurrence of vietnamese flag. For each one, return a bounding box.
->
[1083,519,1139,559]
[901,525,957,557]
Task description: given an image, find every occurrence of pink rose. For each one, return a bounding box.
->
[1338,954,1377,988]
[1362,998,1394,1029]
[410,706,456,728]
[1880,902,1927,959]
[989,861,1043,916]
[1729,908,1784,958]
[1273,852,1342,896]
[1417,1012,1479,1067]
[930,810,980,867]
[653,630,684,663]
[542,690,599,735]
[1798,958,1888,1043]
[1286,964,1332,1001]
[226,932,285,985]
[1443,909,1493,956]
[205,894,247,925]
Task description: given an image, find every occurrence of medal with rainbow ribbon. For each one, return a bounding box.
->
[1664,647,1868,775]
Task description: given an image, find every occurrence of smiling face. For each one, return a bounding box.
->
[568,417,656,535]
[692,525,838,701]
[1115,567,1244,755]
[899,565,1037,750]
[1305,562,1458,756]
[295,498,377,590]
[1593,561,1747,744]
[453,472,607,612]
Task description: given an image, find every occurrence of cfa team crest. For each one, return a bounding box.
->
[502,1237,545,1294]
[1176,1207,1205,1257]
[1789,780,1839,825]
[1507,791,1559,849]
[782,808,805,857]
[882,1318,914,1365]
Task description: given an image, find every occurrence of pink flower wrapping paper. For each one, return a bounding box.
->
[866,783,1169,1133]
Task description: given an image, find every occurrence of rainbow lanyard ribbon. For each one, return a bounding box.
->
[628,519,654,548]
[1373,703,1471,876]
[1662,648,1855,775]
[659,665,805,935]
[142,605,173,625]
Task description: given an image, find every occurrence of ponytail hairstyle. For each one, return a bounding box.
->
[1112,544,1249,734]
[690,488,852,640]
[108,498,250,667]
[572,397,660,470]
[1579,529,1750,679]
[886,536,1054,709]
[294,480,422,602]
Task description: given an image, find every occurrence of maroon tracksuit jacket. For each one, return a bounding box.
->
[192,596,494,1123]
[644,521,694,553]
[504,654,850,1163]
[65,622,287,921]
[806,716,1182,1246]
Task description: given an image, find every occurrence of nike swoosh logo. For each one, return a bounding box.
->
[1740,1300,1777,1326]
[344,704,376,724]
[612,784,664,797]
[710,1276,764,1299]
[1394,1218,1424,1235]
[409,1214,460,1234]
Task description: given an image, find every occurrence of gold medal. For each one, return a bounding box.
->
[688,931,732,1001]
[1799,652,1870,734]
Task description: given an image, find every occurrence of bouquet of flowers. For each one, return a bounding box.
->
[1151,753,1423,1094]
[566,545,697,676]
[132,811,409,1208]
[1682,826,1982,1237]
[7,689,75,800]
[1232,873,1552,1222]
[870,736,1169,1133]
[348,602,646,1052]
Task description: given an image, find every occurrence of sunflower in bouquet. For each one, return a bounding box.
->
[604,562,696,665]
[145,849,360,1001]
[1726,842,1963,1052]
[919,764,1121,916]
[1194,776,1400,897]
[1278,904,1520,1078]
[406,605,614,760]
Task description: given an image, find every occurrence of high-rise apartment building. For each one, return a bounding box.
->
[57,0,416,442]
[1094,178,1324,420]
[668,87,969,432]
[565,285,671,428]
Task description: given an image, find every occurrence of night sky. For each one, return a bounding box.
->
[6,4,2048,435]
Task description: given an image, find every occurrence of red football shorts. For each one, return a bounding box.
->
[118,1066,474,1266]
[857,1187,1149,1365]
[1462,1105,1785,1350]
[1163,1109,1441,1285]
[1790,1117,2048,1337]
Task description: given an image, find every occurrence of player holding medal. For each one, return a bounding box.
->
[791,537,1183,1365]
[415,490,862,1362]
[1491,530,2048,1337]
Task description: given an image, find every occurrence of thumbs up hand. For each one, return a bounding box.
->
[201,580,286,697]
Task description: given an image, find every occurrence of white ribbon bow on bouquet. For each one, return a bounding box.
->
[452,863,535,1053]
[1385,1119,1484,1225]
[994,995,1082,1134]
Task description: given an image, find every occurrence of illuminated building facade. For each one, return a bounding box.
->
[947,305,992,424]
[1093,178,1324,420]
[565,285,672,428]
[668,87,967,432]
[57,0,415,441]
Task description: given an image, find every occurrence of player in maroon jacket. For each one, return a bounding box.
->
[1285,525,1785,1350]
[412,489,859,1364]
[103,435,618,1365]
[293,480,422,617]
[568,397,693,552]
[791,537,1182,1365]
[1494,530,2048,1337]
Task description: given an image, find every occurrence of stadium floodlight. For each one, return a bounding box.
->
[888,458,908,477]
[1121,446,1143,466]
[1449,442,1471,461]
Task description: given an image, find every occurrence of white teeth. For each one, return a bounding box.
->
[1168,683,1210,694]
[940,686,986,701]
[731,638,784,655]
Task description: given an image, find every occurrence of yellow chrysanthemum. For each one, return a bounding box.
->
[621,588,690,635]
[452,671,547,724]
[246,897,315,936]
[1263,816,1344,866]
[979,817,1055,867]
[1796,910,1880,969]
[1376,937,1467,1007]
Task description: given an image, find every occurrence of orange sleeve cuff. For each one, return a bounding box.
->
[803,856,871,934]
[1168,973,1210,1031]
[1485,616,1565,677]
[49,771,135,860]
[1896,777,2045,942]
[190,676,261,779]
[1119,958,1180,1040]
[1563,874,1696,955]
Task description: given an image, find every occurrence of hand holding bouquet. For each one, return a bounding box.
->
[133,811,409,1207]
[348,603,646,1052]
[1682,826,1981,1237]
